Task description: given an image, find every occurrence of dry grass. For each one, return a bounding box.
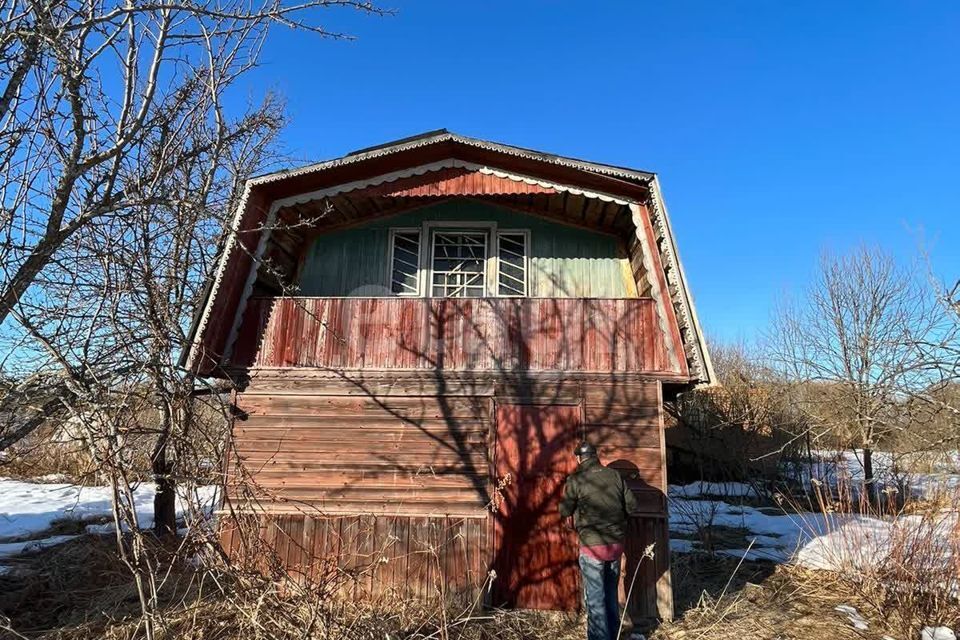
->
[653,561,886,640]
[0,535,195,638]
[0,533,585,640]
[779,476,960,638]
[2,531,953,640]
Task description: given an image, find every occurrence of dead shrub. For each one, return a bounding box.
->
[667,342,809,485]
[786,474,960,638]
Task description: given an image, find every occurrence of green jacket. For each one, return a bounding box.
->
[559,457,639,546]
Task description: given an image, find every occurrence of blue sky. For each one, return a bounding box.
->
[240,1,960,343]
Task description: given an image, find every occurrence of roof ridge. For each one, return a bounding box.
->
[250,130,655,184]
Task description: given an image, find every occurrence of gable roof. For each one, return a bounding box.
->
[258,129,657,185]
[181,130,714,385]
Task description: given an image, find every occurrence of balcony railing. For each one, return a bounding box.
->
[232,297,671,373]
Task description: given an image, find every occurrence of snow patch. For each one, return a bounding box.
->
[669,482,958,573]
[0,535,79,557]
[0,478,218,568]
[669,481,759,499]
[834,604,869,630]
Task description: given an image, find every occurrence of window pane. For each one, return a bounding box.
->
[430,231,488,298]
[497,232,528,296]
[390,231,421,295]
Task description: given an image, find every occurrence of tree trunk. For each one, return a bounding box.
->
[862,446,876,505]
[152,438,177,537]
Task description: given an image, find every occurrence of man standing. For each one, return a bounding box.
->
[559,441,639,640]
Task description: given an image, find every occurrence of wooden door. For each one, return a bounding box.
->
[492,404,581,610]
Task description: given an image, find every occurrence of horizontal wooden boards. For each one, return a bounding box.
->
[237,369,672,399]
[240,373,498,397]
[229,378,665,521]
[239,394,493,419]
[230,498,490,518]
[231,390,492,516]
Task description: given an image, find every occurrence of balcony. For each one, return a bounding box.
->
[232,297,673,374]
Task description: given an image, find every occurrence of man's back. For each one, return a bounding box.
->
[559,456,638,546]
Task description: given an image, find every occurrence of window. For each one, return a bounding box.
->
[389,229,421,296]
[496,231,528,297]
[430,231,488,298]
[388,224,530,298]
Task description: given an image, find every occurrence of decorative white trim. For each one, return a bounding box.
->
[222,205,279,365]
[646,177,714,384]
[268,159,634,212]
[183,180,256,372]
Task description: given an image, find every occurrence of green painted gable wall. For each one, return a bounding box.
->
[297,200,636,298]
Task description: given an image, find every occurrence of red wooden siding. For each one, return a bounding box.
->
[224,373,672,620]
[232,297,671,374]
[231,389,492,517]
[220,513,491,602]
[364,166,558,198]
[492,404,581,610]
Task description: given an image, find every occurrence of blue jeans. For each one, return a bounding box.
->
[579,553,622,640]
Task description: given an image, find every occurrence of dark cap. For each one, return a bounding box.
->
[574,441,597,457]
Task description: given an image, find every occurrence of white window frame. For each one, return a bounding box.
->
[428,228,490,299]
[423,220,498,298]
[494,229,531,298]
[387,228,423,296]
[387,221,530,299]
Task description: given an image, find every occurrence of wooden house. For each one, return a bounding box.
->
[182,130,713,622]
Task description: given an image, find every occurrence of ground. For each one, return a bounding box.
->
[1,451,958,639]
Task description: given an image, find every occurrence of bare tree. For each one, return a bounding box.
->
[0,0,383,450]
[668,339,808,484]
[0,3,386,633]
[767,246,952,497]
[0,0,382,327]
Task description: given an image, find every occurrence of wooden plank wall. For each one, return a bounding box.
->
[582,381,668,515]
[294,200,636,299]
[220,513,491,603]
[224,373,672,620]
[232,297,669,374]
[231,387,493,516]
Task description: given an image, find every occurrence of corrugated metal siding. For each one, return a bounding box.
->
[232,297,668,373]
[363,166,559,197]
[297,201,635,298]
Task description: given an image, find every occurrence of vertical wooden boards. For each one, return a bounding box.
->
[224,513,491,604]
[295,201,634,299]
[235,297,672,374]
[492,404,582,611]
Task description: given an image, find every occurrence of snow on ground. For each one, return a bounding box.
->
[668,480,959,569]
[0,477,218,565]
[791,449,960,499]
[668,481,759,499]
[669,485,810,563]
[666,449,960,568]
